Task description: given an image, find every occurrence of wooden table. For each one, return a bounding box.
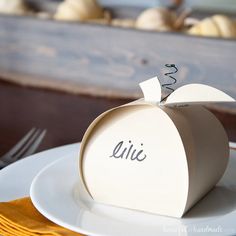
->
[0,80,236,157]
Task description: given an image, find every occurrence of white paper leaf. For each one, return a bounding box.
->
[165,84,235,106]
[139,77,161,103]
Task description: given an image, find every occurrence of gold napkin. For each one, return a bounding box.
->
[0,197,83,236]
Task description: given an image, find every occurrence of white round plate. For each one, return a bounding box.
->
[0,143,79,201]
[30,148,236,236]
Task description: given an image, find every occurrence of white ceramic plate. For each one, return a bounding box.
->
[30,148,236,236]
[0,143,79,202]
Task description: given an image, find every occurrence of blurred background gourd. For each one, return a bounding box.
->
[188,15,236,39]
[0,0,29,15]
[135,8,178,32]
[54,0,104,21]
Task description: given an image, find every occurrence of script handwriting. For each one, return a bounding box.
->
[110,140,147,162]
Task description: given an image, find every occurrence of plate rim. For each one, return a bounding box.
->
[30,148,236,236]
[30,154,97,236]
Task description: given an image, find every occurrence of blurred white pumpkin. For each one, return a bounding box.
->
[188,15,236,39]
[0,0,28,15]
[54,0,104,21]
[136,8,178,31]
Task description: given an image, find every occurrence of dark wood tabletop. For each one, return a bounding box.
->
[0,80,236,157]
[0,81,129,156]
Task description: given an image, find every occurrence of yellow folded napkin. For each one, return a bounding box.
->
[0,197,84,236]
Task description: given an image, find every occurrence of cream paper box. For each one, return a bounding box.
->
[78,77,235,218]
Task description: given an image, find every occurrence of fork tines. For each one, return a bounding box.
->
[0,128,46,167]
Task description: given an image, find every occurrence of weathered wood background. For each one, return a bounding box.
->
[0,1,235,113]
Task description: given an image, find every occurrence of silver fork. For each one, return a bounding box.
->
[0,128,47,169]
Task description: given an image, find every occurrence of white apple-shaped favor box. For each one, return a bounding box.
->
[78,77,235,218]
